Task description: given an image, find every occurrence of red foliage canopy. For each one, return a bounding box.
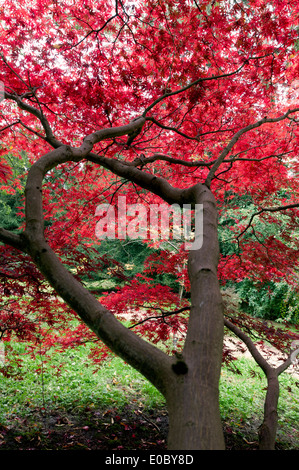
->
[0,0,298,361]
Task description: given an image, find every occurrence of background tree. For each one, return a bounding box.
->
[223,316,299,450]
[0,0,299,450]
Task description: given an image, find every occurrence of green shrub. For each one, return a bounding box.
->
[235,280,299,324]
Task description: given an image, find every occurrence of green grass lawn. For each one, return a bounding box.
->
[0,340,298,449]
[219,357,299,448]
[0,341,165,419]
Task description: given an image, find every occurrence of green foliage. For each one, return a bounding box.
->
[0,191,23,232]
[221,286,242,315]
[278,291,299,324]
[85,238,180,293]
[95,238,153,279]
[0,341,164,424]
[218,192,254,257]
[220,356,299,447]
[0,152,28,232]
[235,280,299,324]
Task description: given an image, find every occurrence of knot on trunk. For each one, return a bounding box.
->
[172,353,188,375]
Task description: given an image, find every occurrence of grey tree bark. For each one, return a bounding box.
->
[166,185,225,450]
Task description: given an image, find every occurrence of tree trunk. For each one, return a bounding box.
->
[166,371,224,450]
[223,318,289,451]
[166,184,225,450]
[258,372,280,450]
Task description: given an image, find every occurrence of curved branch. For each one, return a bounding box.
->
[224,318,298,378]
[123,149,292,171]
[145,116,235,141]
[0,228,26,252]
[4,91,63,148]
[236,202,299,240]
[126,152,212,168]
[145,116,200,141]
[0,120,20,133]
[85,151,197,206]
[142,54,273,118]
[142,63,247,117]
[128,306,190,330]
[205,108,299,187]
[224,318,271,374]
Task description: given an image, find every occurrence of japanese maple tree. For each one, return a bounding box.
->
[0,0,299,450]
